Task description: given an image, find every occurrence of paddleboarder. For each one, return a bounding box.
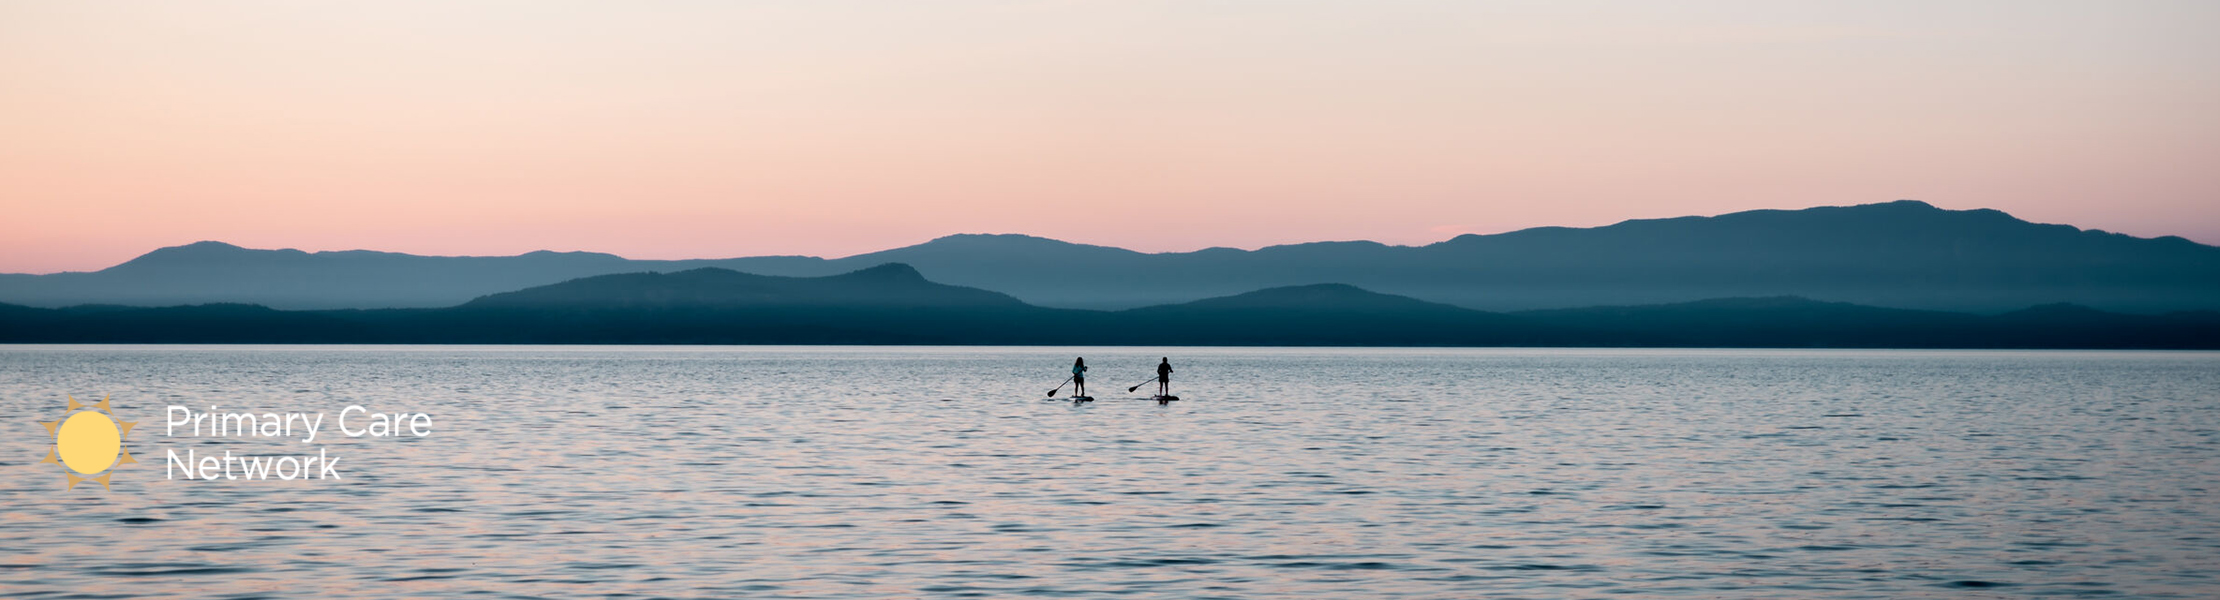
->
[1072,357,1089,397]
[1155,357,1173,396]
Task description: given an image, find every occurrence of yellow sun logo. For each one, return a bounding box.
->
[37,395,137,491]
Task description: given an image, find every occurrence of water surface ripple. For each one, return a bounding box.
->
[2,346,2216,598]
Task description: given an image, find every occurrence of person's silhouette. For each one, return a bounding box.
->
[1072,357,1088,397]
[1156,357,1173,396]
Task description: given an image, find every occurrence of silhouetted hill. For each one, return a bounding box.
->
[463,264,1025,310]
[406,264,1061,344]
[816,201,2220,312]
[1516,296,1993,347]
[1413,201,2220,312]
[3,269,2214,348]
[1516,296,2220,348]
[3,201,2216,313]
[0,303,377,343]
[1107,284,1564,346]
[0,240,839,310]
[1133,283,1445,311]
[0,241,640,309]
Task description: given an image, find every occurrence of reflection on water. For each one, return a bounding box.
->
[2,346,2217,598]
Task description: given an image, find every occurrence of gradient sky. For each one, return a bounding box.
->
[3,1,2216,273]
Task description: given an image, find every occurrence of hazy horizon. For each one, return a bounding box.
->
[5,2,2217,273]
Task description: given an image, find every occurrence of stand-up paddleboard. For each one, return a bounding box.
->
[1152,395,1180,404]
[1070,396,1094,403]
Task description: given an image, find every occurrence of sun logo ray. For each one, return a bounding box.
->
[38,395,136,491]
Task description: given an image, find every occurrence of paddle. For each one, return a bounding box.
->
[1046,375,1075,397]
[1127,376,1161,393]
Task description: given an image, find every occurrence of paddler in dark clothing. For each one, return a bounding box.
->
[1155,357,1173,396]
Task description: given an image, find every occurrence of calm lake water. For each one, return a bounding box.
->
[2,345,2217,599]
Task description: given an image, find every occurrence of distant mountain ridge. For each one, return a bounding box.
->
[2,264,2213,348]
[4,200,2216,313]
[463,264,1026,310]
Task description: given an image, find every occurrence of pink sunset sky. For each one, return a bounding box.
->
[2,1,2216,274]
